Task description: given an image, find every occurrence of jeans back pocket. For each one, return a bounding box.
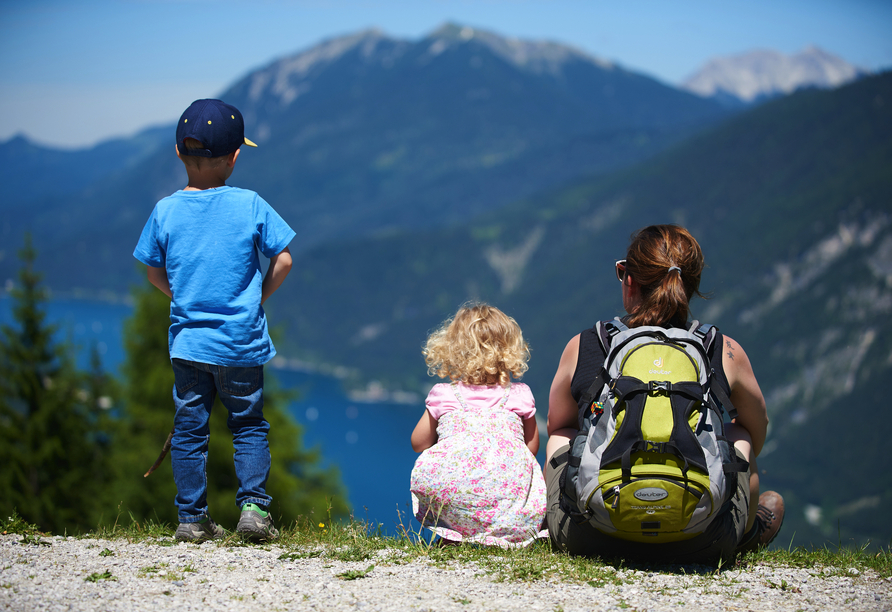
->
[220,366,262,397]
[172,359,199,394]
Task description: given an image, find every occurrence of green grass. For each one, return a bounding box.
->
[18,534,51,547]
[84,571,116,583]
[5,510,891,585]
[756,543,892,577]
[336,564,375,580]
[274,515,892,583]
[1,511,43,537]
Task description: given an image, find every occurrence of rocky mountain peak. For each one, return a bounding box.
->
[682,46,865,103]
[242,28,402,107]
[230,24,627,126]
[424,22,614,76]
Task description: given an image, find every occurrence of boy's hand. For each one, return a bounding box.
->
[261,246,293,305]
[147,266,173,298]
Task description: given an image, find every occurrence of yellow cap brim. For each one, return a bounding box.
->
[244,137,258,148]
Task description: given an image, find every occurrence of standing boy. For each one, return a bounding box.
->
[133,99,294,541]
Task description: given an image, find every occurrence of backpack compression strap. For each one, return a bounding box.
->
[603,376,711,477]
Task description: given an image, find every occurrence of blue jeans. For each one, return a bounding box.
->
[171,359,272,523]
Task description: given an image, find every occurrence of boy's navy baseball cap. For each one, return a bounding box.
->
[176,99,257,158]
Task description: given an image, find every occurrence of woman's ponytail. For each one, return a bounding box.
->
[624,225,706,328]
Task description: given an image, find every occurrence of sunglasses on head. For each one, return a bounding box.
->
[615,259,627,283]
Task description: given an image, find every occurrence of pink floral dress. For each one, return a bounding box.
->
[410,382,547,547]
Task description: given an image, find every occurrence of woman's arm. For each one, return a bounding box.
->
[722,334,768,456]
[410,410,438,452]
[522,416,540,455]
[545,334,581,462]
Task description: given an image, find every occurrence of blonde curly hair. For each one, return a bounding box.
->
[423,303,530,386]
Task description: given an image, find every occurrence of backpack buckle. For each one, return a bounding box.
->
[649,381,671,395]
[644,441,667,454]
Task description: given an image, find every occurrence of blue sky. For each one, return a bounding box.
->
[1,0,890,148]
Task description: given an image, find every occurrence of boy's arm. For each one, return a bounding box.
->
[261,246,293,305]
[147,266,173,299]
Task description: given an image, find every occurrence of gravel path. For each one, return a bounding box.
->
[1,534,890,611]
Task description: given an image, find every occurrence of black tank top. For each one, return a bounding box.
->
[569,320,732,413]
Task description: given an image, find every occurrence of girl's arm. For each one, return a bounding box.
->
[523,416,539,455]
[411,410,438,452]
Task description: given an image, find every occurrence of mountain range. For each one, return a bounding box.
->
[1,25,888,548]
[682,46,865,107]
[0,23,728,290]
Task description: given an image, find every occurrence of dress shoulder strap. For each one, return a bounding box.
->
[450,381,512,411]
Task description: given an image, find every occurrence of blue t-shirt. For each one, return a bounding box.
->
[133,186,295,367]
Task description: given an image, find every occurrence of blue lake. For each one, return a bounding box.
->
[0,296,421,532]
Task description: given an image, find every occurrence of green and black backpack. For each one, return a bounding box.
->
[563,318,748,543]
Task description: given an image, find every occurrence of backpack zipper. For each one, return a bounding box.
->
[619,341,700,378]
[595,476,706,511]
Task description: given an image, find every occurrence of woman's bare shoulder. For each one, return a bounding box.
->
[719,334,753,365]
[719,332,759,389]
[562,333,581,358]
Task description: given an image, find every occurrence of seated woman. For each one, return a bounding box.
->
[545,224,784,563]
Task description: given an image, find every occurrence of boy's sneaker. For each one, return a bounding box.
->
[175,517,225,542]
[237,503,279,541]
[738,491,785,554]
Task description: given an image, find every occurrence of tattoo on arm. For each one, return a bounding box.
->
[726,339,735,361]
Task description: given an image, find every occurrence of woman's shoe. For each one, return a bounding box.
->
[737,491,785,554]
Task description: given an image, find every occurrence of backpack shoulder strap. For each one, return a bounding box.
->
[710,371,739,422]
[691,320,713,344]
[577,320,618,427]
[692,322,740,422]
[595,318,625,355]
[604,316,628,339]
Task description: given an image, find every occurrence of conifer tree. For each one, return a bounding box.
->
[110,278,348,529]
[0,235,110,533]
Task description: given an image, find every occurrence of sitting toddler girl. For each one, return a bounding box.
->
[409,303,547,547]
